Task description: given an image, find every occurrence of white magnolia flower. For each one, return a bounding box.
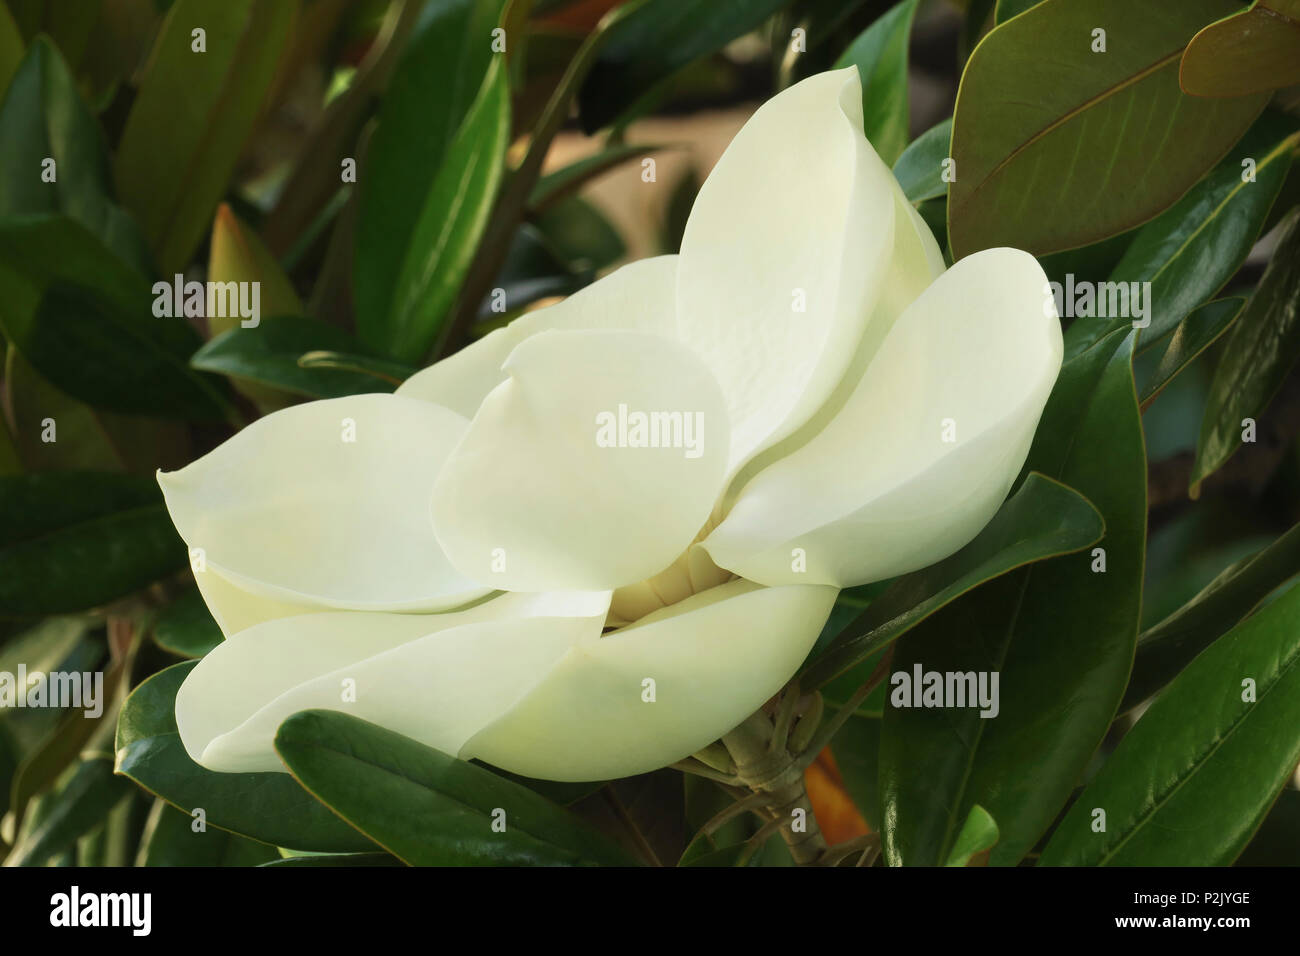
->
[160,68,1062,782]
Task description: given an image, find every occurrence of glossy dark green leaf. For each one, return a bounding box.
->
[0,472,186,614]
[296,351,412,387]
[114,662,376,853]
[113,0,293,273]
[0,617,98,761]
[152,588,222,659]
[0,3,21,96]
[192,315,406,399]
[994,0,1041,23]
[375,59,509,364]
[6,756,132,867]
[274,709,640,866]
[1124,519,1300,712]
[4,345,192,473]
[1139,298,1245,405]
[1041,580,1300,866]
[1180,0,1300,98]
[577,0,789,132]
[532,194,626,273]
[829,713,880,830]
[0,37,150,272]
[892,117,951,203]
[0,415,16,476]
[880,331,1146,866]
[801,472,1104,690]
[262,851,405,867]
[7,649,123,826]
[354,0,506,361]
[1067,112,1297,354]
[1193,208,1300,489]
[137,799,279,866]
[944,805,998,866]
[832,0,917,166]
[0,216,231,421]
[949,0,1268,257]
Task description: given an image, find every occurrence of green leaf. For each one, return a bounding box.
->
[136,800,279,866]
[532,194,626,273]
[944,805,999,866]
[261,851,404,867]
[0,472,186,614]
[801,472,1104,690]
[0,2,22,97]
[0,408,17,477]
[7,647,124,827]
[353,0,506,362]
[273,709,639,866]
[879,331,1146,866]
[371,56,510,363]
[152,588,222,659]
[949,0,1268,257]
[577,0,789,132]
[1139,298,1245,406]
[114,662,376,853]
[0,215,232,421]
[530,142,672,212]
[6,757,132,867]
[994,0,1041,22]
[1040,580,1300,866]
[1066,112,1298,355]
[262,0,424,255]
[0,37,150,272]
[1192,208,1300,490]
[891,117,951,204]
[192,314,406,399]
[475,223,588,321]
[4,345,191,473]
[206,204,302,341]
[1124,519,1300,712]
[112,0,293,273]
[832,0,917,166]
[1180,0,1300,98]
[829,713,881,830]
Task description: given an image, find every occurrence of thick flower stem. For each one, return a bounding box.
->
[721,712,828,866]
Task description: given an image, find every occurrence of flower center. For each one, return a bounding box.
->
[606,508,732,627]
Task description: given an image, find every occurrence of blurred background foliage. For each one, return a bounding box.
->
[0,0,1298,867]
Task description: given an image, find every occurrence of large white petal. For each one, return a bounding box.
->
[397,256,680,418]
[721,175,946,503]
[158,394,489,612]
[676,68,899,476]
[702,248,1063,587]
[431,328,730,592]
[176,590,611,773]
[191,565,320,637]
[462,580,838,781]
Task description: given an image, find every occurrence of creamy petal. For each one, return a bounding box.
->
[176,590,611,773]
[191,565,320,637]
[721,174,946,504]
[676,68,898,475]
[397,256,680,418]
[462,580,838,781]
[159,394,489,612]
[431,329,730,592]
[703,248,1063,587]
